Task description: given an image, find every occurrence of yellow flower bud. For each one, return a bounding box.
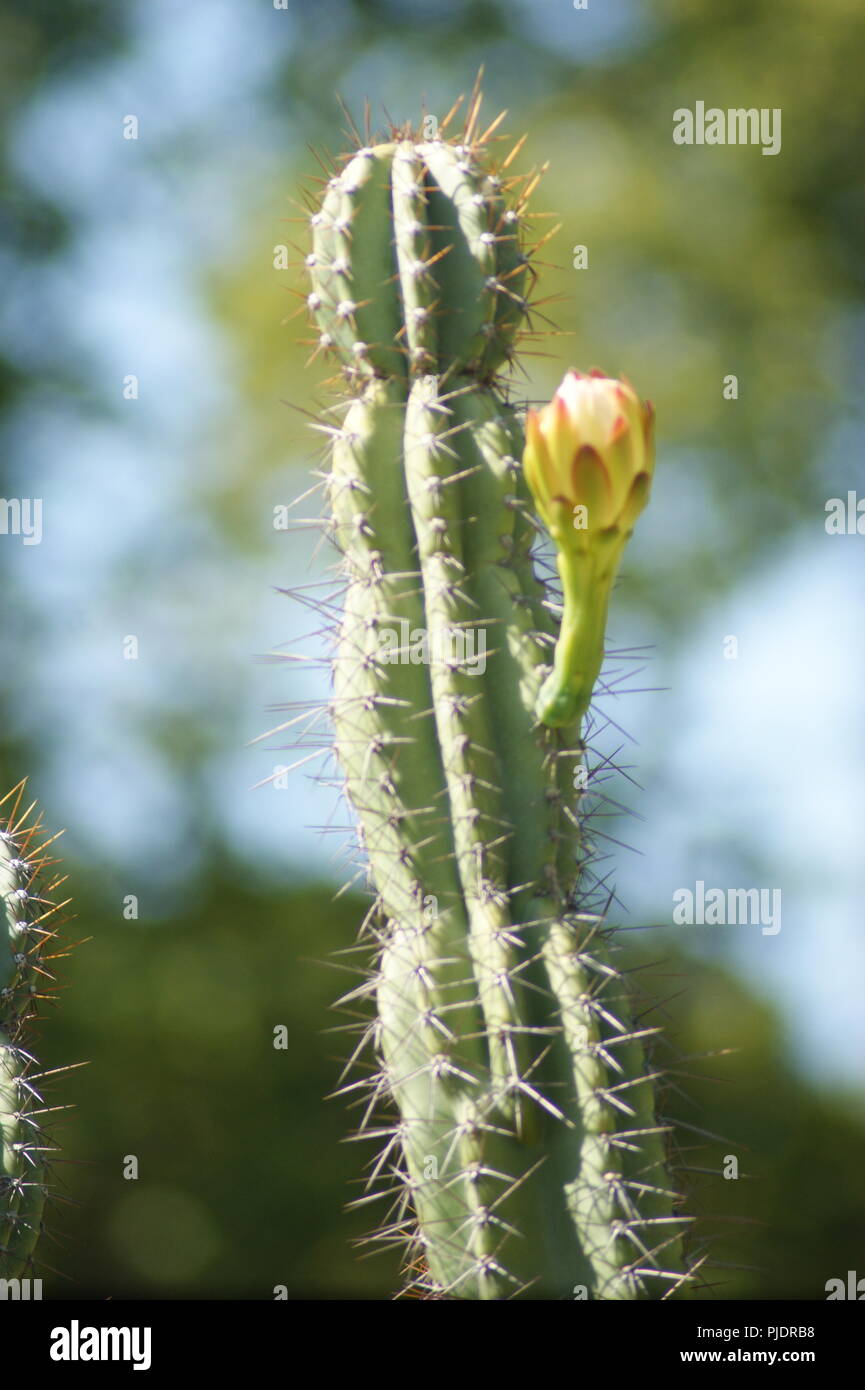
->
[522,370,656,728]
[523,369,654,546]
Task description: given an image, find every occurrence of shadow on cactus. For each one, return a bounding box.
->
[277,83,706,1299]
[1,783,72,1287]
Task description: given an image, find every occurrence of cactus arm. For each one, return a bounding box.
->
[311,145,405,381]
[402,375,530,1120]
[419,142,529,380]
[328,377,485,1040]
[542,919,643,1298]
[329,377,519,1296]
[391,142,438,374]
[613,1031,689,1293]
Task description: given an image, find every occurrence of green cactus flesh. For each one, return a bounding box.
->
[300,113,691,1298]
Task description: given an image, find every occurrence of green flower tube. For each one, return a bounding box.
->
[522,370,655,728]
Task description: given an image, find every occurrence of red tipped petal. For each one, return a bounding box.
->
[539,391,575,470]
[609,413,628,443]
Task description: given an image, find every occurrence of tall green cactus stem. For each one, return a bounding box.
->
[300,104,691,1298]
[0,785,67,1280]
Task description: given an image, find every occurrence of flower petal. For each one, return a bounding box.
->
[571,444,614,529]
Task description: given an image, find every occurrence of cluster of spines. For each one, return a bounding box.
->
[0,783,70,1281]
[275,90,701,1298]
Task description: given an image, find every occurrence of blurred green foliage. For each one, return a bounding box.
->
[39,872,865,1298]
[45,875,404,1297]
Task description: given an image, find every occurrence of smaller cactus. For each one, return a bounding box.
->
[0,783,69,1281]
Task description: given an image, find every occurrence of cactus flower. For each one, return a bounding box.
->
[524,369,654,543]
[523,370,656,727]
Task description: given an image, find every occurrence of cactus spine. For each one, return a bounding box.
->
[0,785,67,1281]
[298,95,691,1298]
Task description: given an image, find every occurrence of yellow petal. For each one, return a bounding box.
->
[571,444,615,529]
[619,471,652,533]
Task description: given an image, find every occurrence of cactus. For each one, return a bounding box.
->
[291,90,693,1299]
[0,784,68,1281]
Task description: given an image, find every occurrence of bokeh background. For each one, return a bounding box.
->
[1,0,863,1298]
